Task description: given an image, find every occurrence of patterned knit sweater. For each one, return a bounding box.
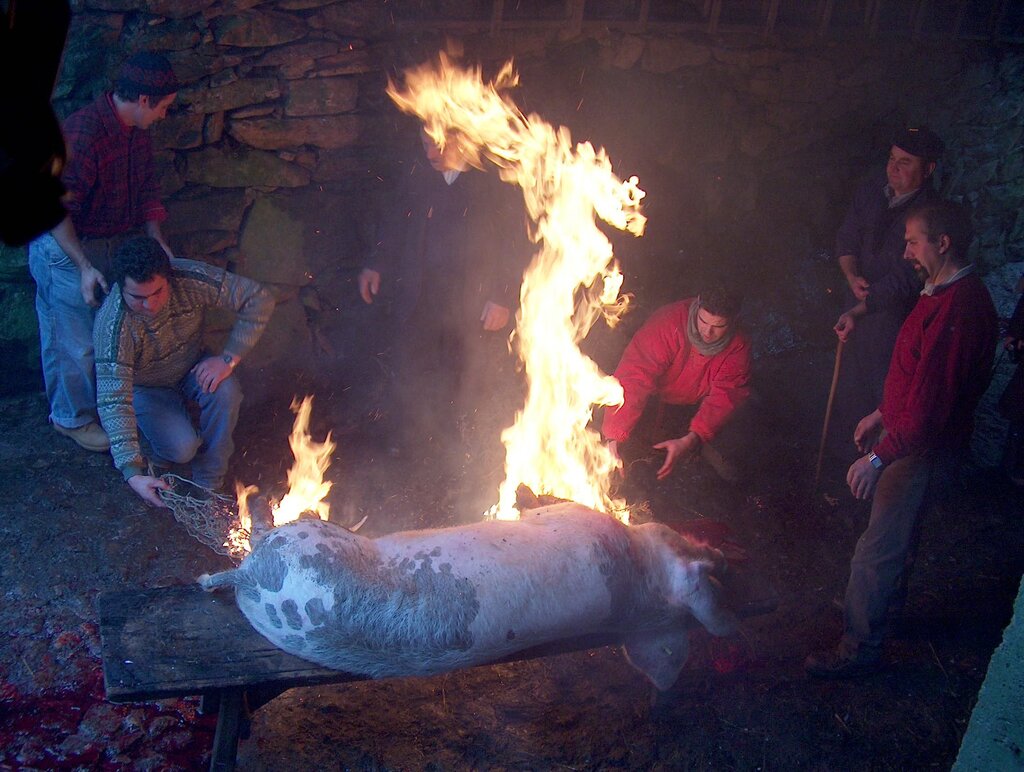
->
[94,258,275,480]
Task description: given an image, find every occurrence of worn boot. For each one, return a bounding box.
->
[53,421,110,452]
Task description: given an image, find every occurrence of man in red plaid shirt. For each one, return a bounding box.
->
[28,52,178,452]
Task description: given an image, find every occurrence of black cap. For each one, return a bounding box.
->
[891,126,944,162]
[116,52,178,98]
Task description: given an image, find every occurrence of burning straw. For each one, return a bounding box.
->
[227,395,335,557]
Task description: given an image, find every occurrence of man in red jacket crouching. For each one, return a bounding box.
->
[602,283,751,482]
[806,199,998,678]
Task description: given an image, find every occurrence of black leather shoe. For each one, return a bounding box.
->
[804,647,882,679]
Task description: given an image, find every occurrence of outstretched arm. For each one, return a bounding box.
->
[127,474,170,507]
[653,431,701,480]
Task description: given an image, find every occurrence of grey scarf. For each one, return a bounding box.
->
[686,298,734,356]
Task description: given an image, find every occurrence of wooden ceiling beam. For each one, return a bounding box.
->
[397,0,1022,44]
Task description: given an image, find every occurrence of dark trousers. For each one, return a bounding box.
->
[829,310,904,463]
[386,297,516,458]
[841,450,953,654]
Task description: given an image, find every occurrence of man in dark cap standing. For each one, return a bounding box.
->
[28,52,178,452]
[828,127,945,459]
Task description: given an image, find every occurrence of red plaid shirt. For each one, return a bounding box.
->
[61,94,166,238]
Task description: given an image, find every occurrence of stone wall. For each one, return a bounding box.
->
[2,2,1022,409]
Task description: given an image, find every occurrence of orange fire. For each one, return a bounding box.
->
[227,395,335,556]
[388,54,645,521]
[226,481,258,557]
[273,396,335,526]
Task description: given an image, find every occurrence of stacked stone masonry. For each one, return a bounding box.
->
[2,1,1022,401]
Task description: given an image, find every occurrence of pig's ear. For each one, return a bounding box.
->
[623,628,691,691]
[666,559,737,637]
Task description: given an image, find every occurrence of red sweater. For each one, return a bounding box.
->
[602,299,751,443]
[874,271,997,463]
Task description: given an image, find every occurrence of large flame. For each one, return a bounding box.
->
[227,395,335,556]
[388,54,645,521]
[273,396,335,526]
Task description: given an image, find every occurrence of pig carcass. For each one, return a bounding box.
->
[198,502,736,690]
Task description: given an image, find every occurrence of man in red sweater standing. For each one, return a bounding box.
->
[602,284,750,482]
[806,199,998,678]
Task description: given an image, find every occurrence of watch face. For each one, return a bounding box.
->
[222,354,233,365]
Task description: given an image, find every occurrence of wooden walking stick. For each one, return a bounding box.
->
[813,339,844,491]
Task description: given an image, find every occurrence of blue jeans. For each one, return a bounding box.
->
[28,233,98,429]
[134,371,243,490]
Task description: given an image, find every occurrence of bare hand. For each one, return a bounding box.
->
[653,432,700,481]
[845,273,870,301]
[128,474,170,507]
[833,311,856,342]
[847,455,881,500]
[191,356,233,394]
[480,301,511,331]
[853,409,884,453]
[80,263,109,307]
[359,269,381,304]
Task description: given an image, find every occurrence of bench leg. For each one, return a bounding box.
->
[200,691,220,716]
[209,687,243,772]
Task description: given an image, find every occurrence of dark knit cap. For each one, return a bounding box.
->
[116,52,178,98]
[891,126,944,162]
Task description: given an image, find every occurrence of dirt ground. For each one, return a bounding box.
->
[1,344,1021,771]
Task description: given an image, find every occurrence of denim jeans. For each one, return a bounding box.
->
[28,233,97,429]
[134,371,243,490]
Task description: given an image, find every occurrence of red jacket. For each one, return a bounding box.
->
[875,271,997,463]
[602,299,751,443]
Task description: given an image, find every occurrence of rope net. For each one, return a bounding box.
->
[157,474,249,563]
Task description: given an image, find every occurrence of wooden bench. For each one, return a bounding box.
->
[98,572,776,771]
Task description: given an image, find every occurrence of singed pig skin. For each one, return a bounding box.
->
[198,502,736,690]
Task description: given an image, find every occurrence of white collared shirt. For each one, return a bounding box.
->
[922,264,974,296]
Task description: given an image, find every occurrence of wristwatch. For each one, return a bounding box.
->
[867,451,884,470]
[222,353,236,368]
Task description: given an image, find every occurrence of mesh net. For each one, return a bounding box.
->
[157,474,249,563]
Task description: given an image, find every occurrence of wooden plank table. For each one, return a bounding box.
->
[98,568,777,771]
